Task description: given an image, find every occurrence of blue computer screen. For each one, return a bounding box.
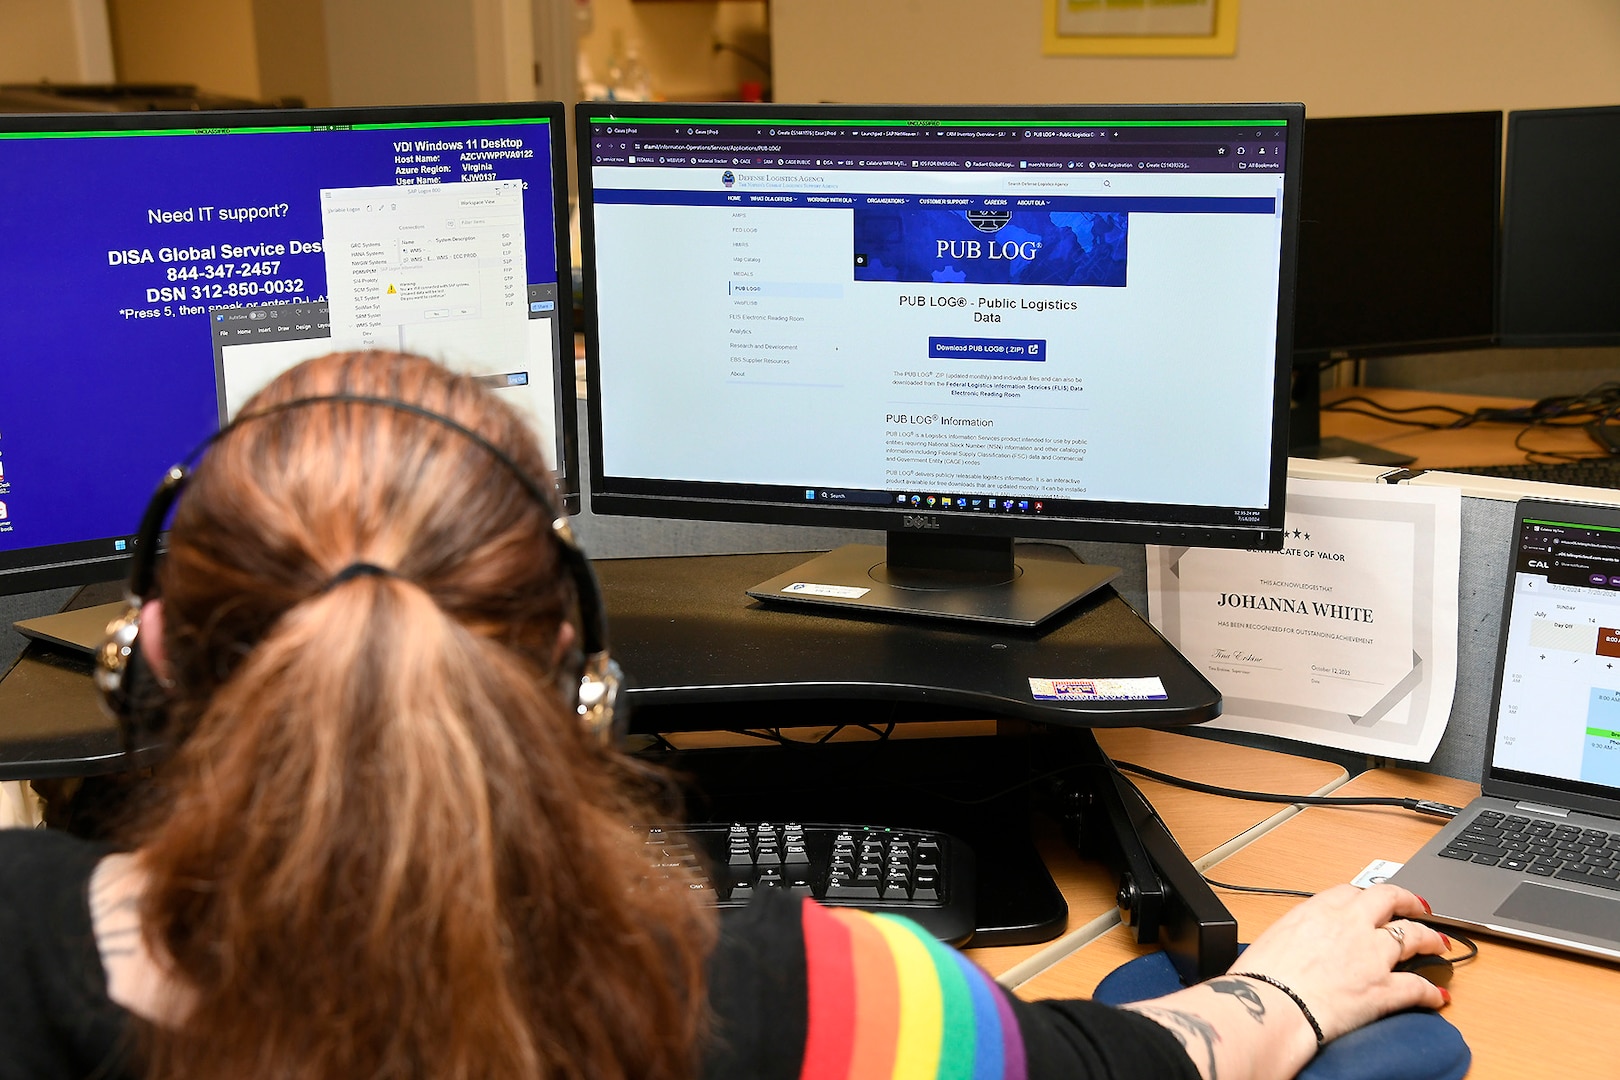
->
[0,104,572,591]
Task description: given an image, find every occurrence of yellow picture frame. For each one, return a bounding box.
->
[1043,0,1240,57]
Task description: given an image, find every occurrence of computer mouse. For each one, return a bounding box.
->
[1394,953,1454,988]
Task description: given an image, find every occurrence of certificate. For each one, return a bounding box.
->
[1148,478,1461,760]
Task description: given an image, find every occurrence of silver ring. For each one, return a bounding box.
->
[1381,922,1406,943]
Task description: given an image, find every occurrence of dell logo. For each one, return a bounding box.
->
[902,515,941,530]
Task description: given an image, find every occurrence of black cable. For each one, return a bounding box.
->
[1465,381,1620,427]
[1510,423,1603,465]
[1434,928,1479,964]
[1202,877,1487,968]
[1111,759,1462,817]
[1321,395,1474,429]
[1203,873,1317,898]
[1322,382,1620,466]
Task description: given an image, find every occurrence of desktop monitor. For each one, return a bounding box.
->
[577,102,1303,626]
[1289,111,1501,458]
[1499,105,1620,347]
[0,103,578,598]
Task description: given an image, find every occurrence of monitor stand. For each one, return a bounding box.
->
[745,533,1120,628]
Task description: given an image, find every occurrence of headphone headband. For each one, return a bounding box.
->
[96,390,623,748]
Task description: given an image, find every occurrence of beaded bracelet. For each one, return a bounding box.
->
[1228,972,1326,1047]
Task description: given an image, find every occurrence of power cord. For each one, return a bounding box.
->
[1323,380,1620,463]
[1111,759,1463,819]
[1202,873,1315,898]
[1320,395,1474,430]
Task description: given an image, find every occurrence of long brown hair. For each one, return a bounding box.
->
[128,351,715,1079]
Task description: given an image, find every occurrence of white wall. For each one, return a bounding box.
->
[772,0,1620,116]
[322,0,540,106]
[0,0,113,83]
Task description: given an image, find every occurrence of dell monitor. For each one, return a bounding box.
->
[0,103,578,604]
[1499,105,1620,347]
[577,102,1302,626]
[1289,111,1502,460]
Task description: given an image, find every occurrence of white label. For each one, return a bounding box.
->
[781,581,870,599]
[1029,677,1168,701]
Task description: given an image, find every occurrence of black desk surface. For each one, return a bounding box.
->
[0,550,1220,779]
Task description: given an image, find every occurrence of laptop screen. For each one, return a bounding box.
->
[1489,503,1620,807]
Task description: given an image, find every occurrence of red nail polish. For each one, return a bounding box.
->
[1439,988,1451,1005]
[1440,933,1452,950]
[1417,894,1433,915]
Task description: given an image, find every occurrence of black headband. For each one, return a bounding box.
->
[127,392,610,661]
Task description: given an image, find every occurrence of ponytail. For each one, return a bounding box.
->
[127,352,715,1080]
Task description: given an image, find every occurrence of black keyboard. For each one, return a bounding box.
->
[1438,809,1620,890]
[1441,458,1620,489]
[640,821,977,944]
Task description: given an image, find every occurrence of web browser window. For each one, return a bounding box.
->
[586,114,1287,518]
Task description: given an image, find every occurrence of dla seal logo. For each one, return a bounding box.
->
[965,209,1012,232]
[721,170,736,188]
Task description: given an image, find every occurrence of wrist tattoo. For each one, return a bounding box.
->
[1207,977,1267,1024]
[1125,1004,1221,1080]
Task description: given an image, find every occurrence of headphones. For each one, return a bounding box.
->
[94,392,624,752]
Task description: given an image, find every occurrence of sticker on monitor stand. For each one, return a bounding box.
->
[1029,677,1168,701]
[782,582,871,599]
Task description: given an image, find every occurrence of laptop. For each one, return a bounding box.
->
[14,603,125,655]
[1390,498,1620,962]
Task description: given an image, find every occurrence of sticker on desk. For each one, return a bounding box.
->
[1029,677,1168,701]
[781,581,870,599]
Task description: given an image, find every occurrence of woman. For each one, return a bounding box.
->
[0,351,1448,1080]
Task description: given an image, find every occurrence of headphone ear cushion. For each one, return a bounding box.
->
[576,654,626,747]
[94,603,172,755]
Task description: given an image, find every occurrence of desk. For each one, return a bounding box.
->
[1015,767,1620,1079]
[1320,387,1602,470]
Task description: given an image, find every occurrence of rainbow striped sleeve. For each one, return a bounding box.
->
[800,900,1027,1080]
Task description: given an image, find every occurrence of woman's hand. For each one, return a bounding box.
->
[1122,883,1451,1080]
[1228,882,1451,1041]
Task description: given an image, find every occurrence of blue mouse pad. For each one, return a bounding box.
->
[1092,950,1470,1080]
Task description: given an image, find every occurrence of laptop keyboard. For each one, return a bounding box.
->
[1440,809,1620,890]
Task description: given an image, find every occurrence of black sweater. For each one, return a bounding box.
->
[0,828,1195,1080]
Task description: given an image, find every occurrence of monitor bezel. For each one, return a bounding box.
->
[0,100,579,597]
[577,100,1302,551]
[1290,110,1503,364]
[1498,104,1620,350]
